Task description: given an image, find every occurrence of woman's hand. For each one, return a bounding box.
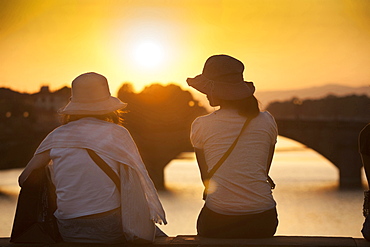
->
[18,150,51,187]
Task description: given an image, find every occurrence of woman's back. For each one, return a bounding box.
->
[191,109,277,215]
[51,147,120,219]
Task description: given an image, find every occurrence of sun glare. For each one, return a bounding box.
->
[132,41,165,68]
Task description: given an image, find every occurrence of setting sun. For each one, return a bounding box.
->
[132,40,165,68]
[0,0,369,96]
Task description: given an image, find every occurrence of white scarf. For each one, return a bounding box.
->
[35,117,167,242]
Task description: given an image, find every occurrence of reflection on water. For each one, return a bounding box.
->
[0,169,21,238]
[0,136,366,238]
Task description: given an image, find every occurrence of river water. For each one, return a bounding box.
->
[0,136,366,238]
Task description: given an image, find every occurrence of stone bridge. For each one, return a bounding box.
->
[275,118,368,189]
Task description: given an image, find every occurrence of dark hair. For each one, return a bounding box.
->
[220,95,260,118]
[60,110,125,126]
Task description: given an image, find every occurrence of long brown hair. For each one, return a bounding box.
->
[220,95,260,118]
[60,110,125,126]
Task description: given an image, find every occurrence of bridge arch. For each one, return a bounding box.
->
[275,119,366,189]
[273,136,338,186]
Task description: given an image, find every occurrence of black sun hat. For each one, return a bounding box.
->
[187,54,255,100]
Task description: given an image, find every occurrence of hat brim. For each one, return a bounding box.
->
[187,74,255,100]
[58,96,127,115]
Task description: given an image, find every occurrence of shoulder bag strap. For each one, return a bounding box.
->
[204,116,275,200]
[203,117,253,200]
[207,117,253,179]
[86,149,121,192]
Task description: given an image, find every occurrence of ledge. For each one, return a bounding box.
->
[1,235,370,247]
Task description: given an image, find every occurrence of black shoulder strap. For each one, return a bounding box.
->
[207,117,253,179]
[86,149,121,192]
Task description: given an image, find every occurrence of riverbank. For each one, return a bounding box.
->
[1,235,370,247]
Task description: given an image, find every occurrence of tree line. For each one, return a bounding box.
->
[266,94,370,122]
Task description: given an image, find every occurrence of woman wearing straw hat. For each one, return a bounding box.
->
[18,72,166,243]
[188,55,278,238]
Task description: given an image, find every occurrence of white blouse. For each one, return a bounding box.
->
[191,109,278,215]
[50,147,120,219]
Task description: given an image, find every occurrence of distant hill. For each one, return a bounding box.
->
[255,84,370,109]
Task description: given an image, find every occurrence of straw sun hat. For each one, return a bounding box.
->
[187,54,255,100]
[58,72,127,115]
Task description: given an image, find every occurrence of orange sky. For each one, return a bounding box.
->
[0,0,369,96]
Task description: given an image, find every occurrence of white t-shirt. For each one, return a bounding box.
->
[191,108,277,215]
[50,147,120,219]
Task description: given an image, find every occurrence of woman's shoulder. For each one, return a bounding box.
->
[253,111,277,131]
[193,111,217,123]
[257,111,276,121]
[360,124,370,146]
[56,117,131,138]
[191,112,218,136]
[360,123,370,136]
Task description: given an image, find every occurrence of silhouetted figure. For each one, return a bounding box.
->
[18,72,166,243]
[187,55,278,238]
[360,123,370,240]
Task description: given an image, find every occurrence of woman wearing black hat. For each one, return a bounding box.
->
[188,55,278,238]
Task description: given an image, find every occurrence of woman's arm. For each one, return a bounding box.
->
[194,148,208,186]
[266,144,276,189]
[18,150,51,187]
[267,144,275,175]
